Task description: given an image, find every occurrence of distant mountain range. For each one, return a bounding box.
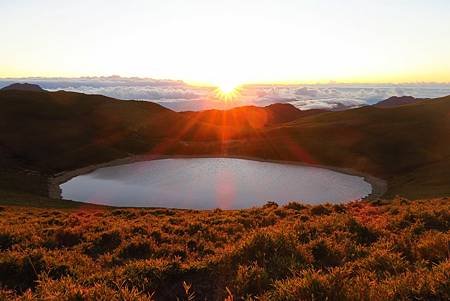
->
[1,83,449,199]
[0,82,431,110]
[373,96,424,108]
[0,83,45,92]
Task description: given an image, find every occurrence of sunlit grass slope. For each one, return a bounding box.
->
[0,198,448,300]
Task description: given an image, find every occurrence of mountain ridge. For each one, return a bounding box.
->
[0,89,449,199]
[373,95,425,108]
[0,83,45,92]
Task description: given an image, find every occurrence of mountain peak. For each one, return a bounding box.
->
[374,96,421,108]
[0,83,45,92]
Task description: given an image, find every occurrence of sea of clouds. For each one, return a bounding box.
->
[1,76,450,111]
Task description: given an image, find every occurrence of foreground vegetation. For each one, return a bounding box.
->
[0,198,448,300]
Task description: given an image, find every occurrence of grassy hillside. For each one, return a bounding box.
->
[0,89,449,300]
[0,90,177,172]
[0,91,308,173]
[0,198,448,300]
[256,97,450,198]
[0,89,449,199]
[0,90,322,196]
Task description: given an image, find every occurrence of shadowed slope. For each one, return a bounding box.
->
[258,97,450,197]
[0,90,449,199]
[374,95,424,108]
[0,90,180,172]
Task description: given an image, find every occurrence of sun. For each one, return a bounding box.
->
[218,82,238,94]
[214,81,241,101]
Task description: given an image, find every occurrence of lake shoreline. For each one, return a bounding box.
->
[48,154,387,204]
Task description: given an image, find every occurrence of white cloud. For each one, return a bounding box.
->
[61,86,201,101]
[1,77,450,111]
[247,84,450,110]
[295,87,318,97]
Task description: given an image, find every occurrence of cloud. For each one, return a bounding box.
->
[248,84,450,110]
[0,76,186,90]
[1,77,450,111]
[289,98,367,110]
[62,86,201,101]
[295,87,318,97]
[0,76,203,101]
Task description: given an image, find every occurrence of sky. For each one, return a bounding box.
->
[2,0,450,87]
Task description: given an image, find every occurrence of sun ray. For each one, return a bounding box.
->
[214,81,242,102]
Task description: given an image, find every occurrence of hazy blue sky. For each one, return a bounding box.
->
[2,0,450,86]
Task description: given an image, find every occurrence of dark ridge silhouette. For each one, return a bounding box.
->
[374,95,424,108]
[0,83,45,92]
[264,103,326,123]
[0,89,449,199]
[180,103,326,128]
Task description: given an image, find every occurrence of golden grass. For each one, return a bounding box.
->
[0,198,448,300]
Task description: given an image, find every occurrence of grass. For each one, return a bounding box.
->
[0,198,448,300]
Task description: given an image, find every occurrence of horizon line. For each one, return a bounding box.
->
[1,75,450,87]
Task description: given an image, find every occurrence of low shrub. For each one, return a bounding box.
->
[87,230,122,256]
[0,251,45,292]
[119,240,153,260]
[284,202,307,211]
[415,231,449,264]
[358,247,408,279]
[347,218,378,245]
[234,263,270,298]
[310,205,331,216]
[310,239,343,268]
[264,269,334,301]
[53,229,83,248]
[0,232,15,251]
[232,231,307,279]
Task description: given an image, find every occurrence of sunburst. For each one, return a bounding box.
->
[214,82,241,101]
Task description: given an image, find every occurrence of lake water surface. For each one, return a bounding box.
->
[61,158,372,209]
